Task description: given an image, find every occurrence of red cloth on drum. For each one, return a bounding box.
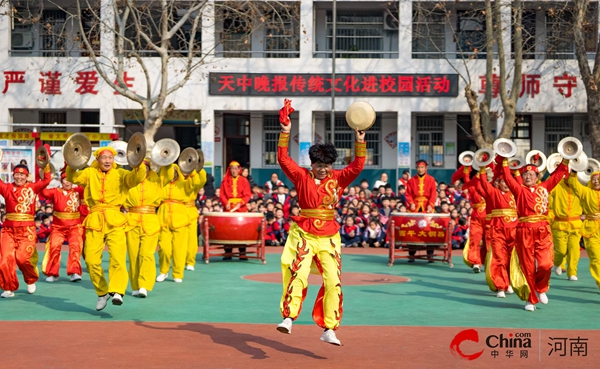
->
[405,173,436,213]
[219,174,252,212]
[515,226,554,304]
[488,226,516,291]
[277,133,365,237]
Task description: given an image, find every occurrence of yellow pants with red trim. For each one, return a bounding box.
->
[0,226,39,291]
[85,224,128,296]
[280,223,343,330]
[42,225,83,277]
[583,233,600,290]
[158,227,188,280]
[126,225,159,291]
[185,216,199,267]
[552,228,581,278]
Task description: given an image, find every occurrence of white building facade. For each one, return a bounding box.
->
[0,0,595,187]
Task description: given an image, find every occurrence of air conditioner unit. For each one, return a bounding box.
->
[12,30,34,49]
[383,12,399,31]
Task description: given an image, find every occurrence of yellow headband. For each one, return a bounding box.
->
[94,147,117,158]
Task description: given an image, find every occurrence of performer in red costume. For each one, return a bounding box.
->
[41,170,84,283]
[460,166,488,272]
[405,159,437,262]
[502,158,568,311]
[275,99,366,346]
[0,162,52,298]
[219,161,252,259]
[476,161,518,298]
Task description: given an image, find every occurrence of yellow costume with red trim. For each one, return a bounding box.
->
[40,184,84,278]
[185,169,207,268]
[125,164,170,292]
[549,180,583,279]
[278,132,365,330]
[157,164,196,280]
[0,165,52,293]
[567,172,600,290]
[67,147,146,297]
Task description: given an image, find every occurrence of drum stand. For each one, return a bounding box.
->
[202,218,267,264]
[388,218,454,267]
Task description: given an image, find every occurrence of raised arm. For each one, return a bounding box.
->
[542,160,569,193]
[66,166,90,187]
[338,132,367,188]
[502,158,523,196]
[567,171,592,201]
[30,165,53,193]
[277,132,305,184]
[122,165,147,189]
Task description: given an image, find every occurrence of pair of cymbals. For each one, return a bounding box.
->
[63,132,146,170]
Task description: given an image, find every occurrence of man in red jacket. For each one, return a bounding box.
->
[219,160,252,259]
[275,100,365,346]
[405,159,437,262]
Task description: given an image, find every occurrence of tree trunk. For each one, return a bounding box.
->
[465,85,493,149]
[143,116,161,148]
[588,94,600,159]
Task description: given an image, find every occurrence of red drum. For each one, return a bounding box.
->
[388,212,453,267]
[202,212,266,264]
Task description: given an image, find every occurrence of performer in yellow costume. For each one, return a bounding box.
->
[156,164,197,283]
[185,169,207,271]
[125,159,170,298]
[549,178,583,281]
[567,171,600,291]
[67,147,146,311]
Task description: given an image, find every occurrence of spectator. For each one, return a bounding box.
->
[384,184,395,199]
[251,184,265,201]
[241,167,256,188]
[361,219,385,248]
[372,173,388,191]
[452,217,469,249]
[398,169,410,187]
[264,212,282,246]
[379,197,393,220]
[340,216,361,247]
[203,173,216,198]
[275,208,287,241]
[37,214,52,243]
[288,187,298,209]
[397,185,409,208]
[264,172,284,194]
[360,179,370,192]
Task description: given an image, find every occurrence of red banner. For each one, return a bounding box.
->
[389,212,451,245]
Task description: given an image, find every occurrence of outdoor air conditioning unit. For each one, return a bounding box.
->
[12,30,34,49]
[383,12,399,31]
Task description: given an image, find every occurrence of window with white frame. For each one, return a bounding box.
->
[263,114,281,166]
[514,10,536,59]
[40,111,67,147]
[325,114,381,167]
[264,11,300,58]
[412,9,445,59]
[416,115,444,167]
[325,10,386,59]
[456,10,486,59]
[41,9,67,57]
[545,116,573,154]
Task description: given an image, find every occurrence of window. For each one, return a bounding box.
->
[40,111,67,147]
[457,10,486,59]
[219,12,251,58]
[546,10,574,59]
[325,114,381,167]
[41,9,67,57]
[120,6,201,57]
[412,9,445,59]
[514,10,536,59]
[264,13,300,58]
[263,114,281,166]
[416,115,444,167]
[325,10,386,59]
[80,8,101,57]
[545,116,573,154]
[511,115,532,159]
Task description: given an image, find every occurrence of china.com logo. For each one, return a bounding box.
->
[450,329,532,360]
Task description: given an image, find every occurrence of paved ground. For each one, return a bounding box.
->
[1,247,598,368]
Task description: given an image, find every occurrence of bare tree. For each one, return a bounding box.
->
[573,0,600,157]
[411,0,528,149]
[5,0,301,144]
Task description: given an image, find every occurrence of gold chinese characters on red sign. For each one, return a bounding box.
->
[390,212,451,244]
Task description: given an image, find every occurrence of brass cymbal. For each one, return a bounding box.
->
[63,133,92,170]
[108,141,128,166]
[196,148,205,172]
[178,147,199,176]
[150,138,180,167]
[36,144,50,168]
[127,132,147,168]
